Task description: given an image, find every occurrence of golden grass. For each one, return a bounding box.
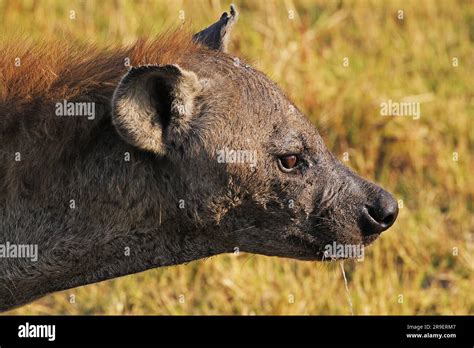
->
[1,0,472,315]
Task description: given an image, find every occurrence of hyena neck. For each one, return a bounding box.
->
[0,138,224,312]
[0,195,225,312]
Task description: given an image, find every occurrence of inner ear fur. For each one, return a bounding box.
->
[111,64,201,155]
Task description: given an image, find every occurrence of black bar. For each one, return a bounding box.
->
[0,315,472,346]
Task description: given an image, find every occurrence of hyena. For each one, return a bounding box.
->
[0,5,397,311]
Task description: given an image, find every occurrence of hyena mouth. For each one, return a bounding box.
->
[321,241,366,262]
[286,227,379,261]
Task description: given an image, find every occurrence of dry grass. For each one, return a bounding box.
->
[1,0,473,315]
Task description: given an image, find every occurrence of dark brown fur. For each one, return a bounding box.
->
[0,6,397,311]
[0,30,206,198]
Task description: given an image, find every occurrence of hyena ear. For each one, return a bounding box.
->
[112,65,202,155]
[193,4,238,52]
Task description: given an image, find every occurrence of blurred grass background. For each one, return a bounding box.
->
[0,0,472,315]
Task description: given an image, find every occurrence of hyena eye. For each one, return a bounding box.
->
[278,155,301,172]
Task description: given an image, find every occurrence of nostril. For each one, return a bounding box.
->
[366,197,399,230]
[381,212,396,226]
[367,205,384,224]
[359,188,399,236]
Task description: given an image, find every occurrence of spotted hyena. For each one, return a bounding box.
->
[0,5,397,311]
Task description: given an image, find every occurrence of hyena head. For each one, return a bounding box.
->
[112,5,398,261]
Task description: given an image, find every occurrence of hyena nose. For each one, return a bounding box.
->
[361,190,399,235]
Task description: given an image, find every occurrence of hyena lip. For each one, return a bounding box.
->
[292,251,363,262]
[286,231,380,261]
